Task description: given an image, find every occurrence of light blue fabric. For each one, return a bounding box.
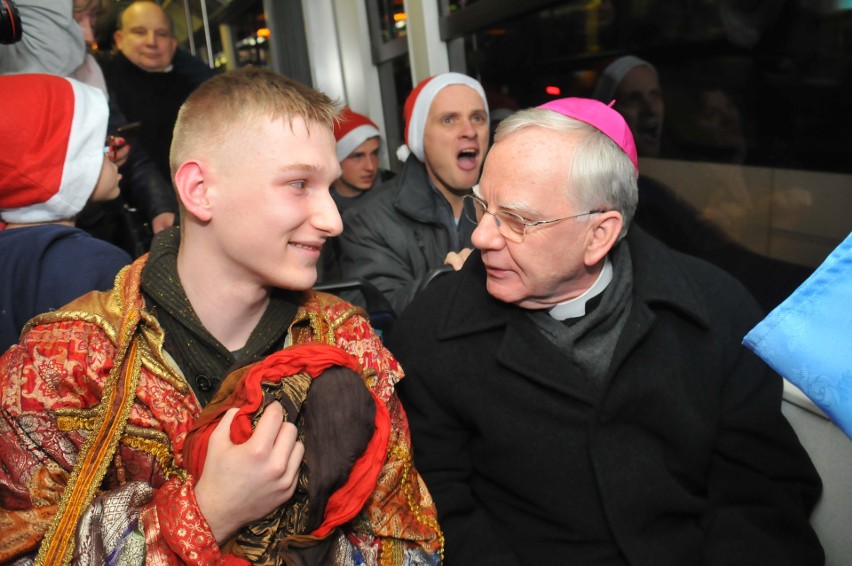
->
[743,232,852,440]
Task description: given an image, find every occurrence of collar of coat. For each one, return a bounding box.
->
[434,226,714,340]
[391,157,456,223]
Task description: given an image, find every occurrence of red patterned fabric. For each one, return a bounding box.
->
[143,476,250,565]
[0,257,442,564]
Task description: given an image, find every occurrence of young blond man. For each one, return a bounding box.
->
[0,67,441,565]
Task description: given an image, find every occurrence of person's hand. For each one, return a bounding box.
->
[151,212,175,234]
[194,403,304,543]
[444,247,473,271]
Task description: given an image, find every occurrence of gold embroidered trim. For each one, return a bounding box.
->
[57,417,182,480]
[24,310,119,344]
[137,311,189,393]
[56,415,96,432]
[36,330,143,566]
[328,307,361,331]
[120,435,174,476]
[390,444,445,562]
[379,538,405,566]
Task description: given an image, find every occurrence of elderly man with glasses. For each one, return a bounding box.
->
[386,98,823,565]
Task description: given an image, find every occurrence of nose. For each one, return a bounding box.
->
[314,191,344,237]
[639,95,657,115]
[145,30,157,44]
[365,155,378,173]
[460,117,477,138]
[470,211,503,251]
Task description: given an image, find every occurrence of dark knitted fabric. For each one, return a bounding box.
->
[140,227,299,405]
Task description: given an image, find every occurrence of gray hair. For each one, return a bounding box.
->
[494,108,638,240]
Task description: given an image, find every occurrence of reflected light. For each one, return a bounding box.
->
[545,85,561,96]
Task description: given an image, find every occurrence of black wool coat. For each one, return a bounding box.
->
[389,228,823,566]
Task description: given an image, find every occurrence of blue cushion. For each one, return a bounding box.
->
[743,232,852,440]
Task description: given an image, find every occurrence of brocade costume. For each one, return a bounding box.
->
[0,253,442,564]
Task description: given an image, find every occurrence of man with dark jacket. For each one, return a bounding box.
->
[388,98,823,565]
[99,0,215,192]
[339,72,489,314]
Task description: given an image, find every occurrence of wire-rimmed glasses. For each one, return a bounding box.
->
[463,194,605,243]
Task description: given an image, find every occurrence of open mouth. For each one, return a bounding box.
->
[457,148,479,170]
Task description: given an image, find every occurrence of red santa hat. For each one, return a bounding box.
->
[0,74,109,223]
[538,97,639,173]
[333,107,382,162]
[397,72,489,163]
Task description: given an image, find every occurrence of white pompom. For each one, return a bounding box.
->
[396,144,411,163]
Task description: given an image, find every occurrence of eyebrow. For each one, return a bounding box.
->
[472,185,538,216]
[277,163,322,173]
[497,199,537,216]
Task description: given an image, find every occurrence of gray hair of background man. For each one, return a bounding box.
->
[494,107,638,241]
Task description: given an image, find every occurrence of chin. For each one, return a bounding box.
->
[485,279,519,305]
[272,270,317,292]
[456,171,481,189]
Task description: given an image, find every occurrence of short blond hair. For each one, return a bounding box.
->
[170,67,339,180]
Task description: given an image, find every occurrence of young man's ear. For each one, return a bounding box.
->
[584,211,623,267]
[174,161,212,222]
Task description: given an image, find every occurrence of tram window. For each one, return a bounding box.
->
[449,0,852,299]
[462,0,852,176]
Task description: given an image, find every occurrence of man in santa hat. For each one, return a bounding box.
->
[330,107,389,214]
[318,107,390,282]
[339,72,489,315]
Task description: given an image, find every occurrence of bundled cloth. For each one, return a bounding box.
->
[183,343,391,565]
[743,232,852,439]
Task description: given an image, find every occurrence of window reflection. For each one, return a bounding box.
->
[376,0,407,42]
[462,0,852,176]
[452,0,852,303]
[448,0,484,10]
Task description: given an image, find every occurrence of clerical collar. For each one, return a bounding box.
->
[548,257,613,321]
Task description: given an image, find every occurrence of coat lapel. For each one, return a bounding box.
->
[496,314,599,405]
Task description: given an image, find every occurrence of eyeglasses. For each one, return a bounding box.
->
[464,194,606,243]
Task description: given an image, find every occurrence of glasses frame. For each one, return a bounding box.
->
[464,194,606,243]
